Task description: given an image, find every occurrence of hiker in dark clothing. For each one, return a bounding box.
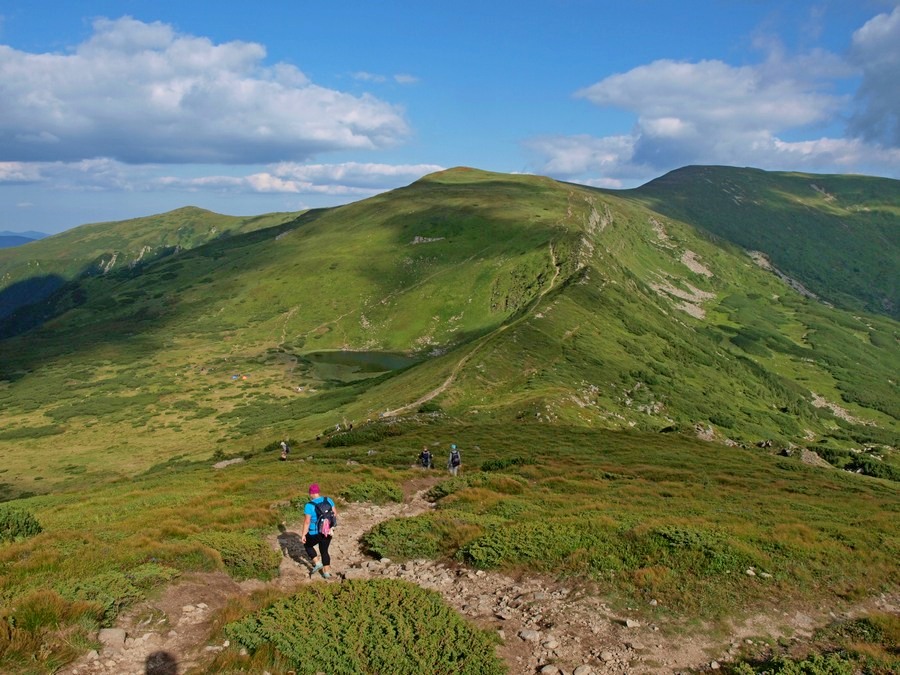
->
[419,446,433,469]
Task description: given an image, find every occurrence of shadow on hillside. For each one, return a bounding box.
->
[0,273,67,322]
[0,212,318,375]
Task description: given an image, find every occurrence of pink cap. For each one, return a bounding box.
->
[308,483,320,495]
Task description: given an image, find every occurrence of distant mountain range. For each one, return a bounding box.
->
[0,231,47,248]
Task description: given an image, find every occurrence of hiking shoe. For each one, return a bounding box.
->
[322,572,332,579]
[310,563,323,575]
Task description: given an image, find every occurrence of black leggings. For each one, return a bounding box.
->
[304,533,331,566]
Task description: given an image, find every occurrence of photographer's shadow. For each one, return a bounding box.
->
[277,524,313,572]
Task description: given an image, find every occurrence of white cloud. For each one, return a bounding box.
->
[530,20,900,185]
[848,5,900,146]
[158,162,444,194]
[0,162,43,182]
[0,158,444,196]
[0,17,410,164]
[352,71,419,85]
[524,135,645,178]
[352,71,387,83]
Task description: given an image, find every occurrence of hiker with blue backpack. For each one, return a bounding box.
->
[301,483,337,579]
[447,444,462,476]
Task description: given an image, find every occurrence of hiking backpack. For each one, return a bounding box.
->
[311,497,337,536]
[450,449,461,467]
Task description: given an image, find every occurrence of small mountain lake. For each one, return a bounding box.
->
[304,350,420,382]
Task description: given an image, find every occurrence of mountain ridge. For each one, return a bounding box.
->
[0,165,896,498]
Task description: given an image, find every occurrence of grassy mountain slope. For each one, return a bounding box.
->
[0,166,897,674]
[0,206,301,322]
[0,167,897,500]
[626,165,900,318]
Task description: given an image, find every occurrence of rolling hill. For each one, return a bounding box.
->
[0,206,301,323]
[626,165,900,319]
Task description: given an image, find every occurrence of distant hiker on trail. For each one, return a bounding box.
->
[302,483,337,579]
[448,444,462,476]
[419,446,433,469]
[280,440,290,461]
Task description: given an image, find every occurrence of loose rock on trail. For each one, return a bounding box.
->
[61,475,898,675]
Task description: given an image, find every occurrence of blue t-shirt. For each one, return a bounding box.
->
[304,496,334,535]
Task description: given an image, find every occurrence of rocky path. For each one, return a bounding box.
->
[61,475,898,675]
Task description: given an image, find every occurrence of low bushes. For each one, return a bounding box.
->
[0,505,42,543]
[340,479,403,504]
[193,530,282,581]
[55,562,180,624]
[221,579,504,675]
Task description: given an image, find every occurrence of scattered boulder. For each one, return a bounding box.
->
[98,628,127,651]
[518,629,542,642]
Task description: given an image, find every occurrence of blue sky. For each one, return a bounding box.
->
[1,0,898,233]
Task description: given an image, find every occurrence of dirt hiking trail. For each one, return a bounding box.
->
[62,474,897,675]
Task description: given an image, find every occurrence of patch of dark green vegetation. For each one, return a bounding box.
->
[339,479,403,504]
[0,505,42,542]
[217,580,504,675]
[193,530,282,581]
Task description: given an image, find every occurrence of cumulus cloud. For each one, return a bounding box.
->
[158,161,444,194]
[847,5,900,146]
[529,11,900,184]
[0,158,444,196]
[0,17,410,164]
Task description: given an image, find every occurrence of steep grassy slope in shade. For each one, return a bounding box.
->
[0,206,301,322]
[625,165,900,319]
[0,167,897,502]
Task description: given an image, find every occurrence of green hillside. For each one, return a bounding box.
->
[0,206,301,323]
[626,165,900,319]
[0,167,897,499]
[0,167,897,673]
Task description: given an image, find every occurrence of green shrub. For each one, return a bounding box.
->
[340,479,403,504]
[56,563,179,624]
[194,530,282,581]
[846,455,900,482]
[426,475,492,501]
[0,425,65,440]
[324,423,403,447]
[729,652,857,674]
[363,515,446,559]
[0,505,43,543]
[223,579,504,675]
[481,456,530,471]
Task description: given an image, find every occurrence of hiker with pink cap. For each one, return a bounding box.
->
[301,483,337,578]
